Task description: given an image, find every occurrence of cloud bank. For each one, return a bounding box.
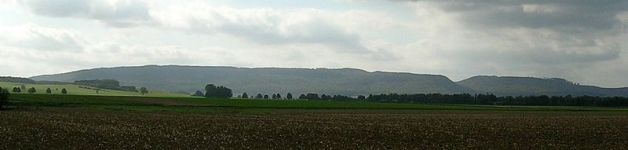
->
[0,0,626,87]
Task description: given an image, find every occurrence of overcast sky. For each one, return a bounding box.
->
[1,0,627,87]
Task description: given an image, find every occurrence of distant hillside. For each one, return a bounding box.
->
[30,65,628,97]
[0,76,35,84]
[30,65,473,96]
[458,76,628,97]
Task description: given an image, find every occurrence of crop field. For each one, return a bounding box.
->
[2,94,628,149]
[0,82,190,97]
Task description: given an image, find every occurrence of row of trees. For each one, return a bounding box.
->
[366,93,628,107]
[297,93,357,101]
[193,84,628,107]
[0,87,9,109]
[237,92,628,107]
[10,87,67,94]
[238,93,295,100]
[198,90,357,101]
[196,84,354,100]
[195,84,304,100]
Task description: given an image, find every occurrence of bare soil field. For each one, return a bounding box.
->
[2,108,628,149]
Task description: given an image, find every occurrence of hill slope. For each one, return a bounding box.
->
[458,76,628,96]
[30,65,473,96]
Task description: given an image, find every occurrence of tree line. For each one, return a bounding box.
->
[0,87,9,109]
[0,76,36,84]
[9,86,68,95]
[74,79,148,94]
[193,84,628,107]
[195,84,300,100]
[366,93,628,107]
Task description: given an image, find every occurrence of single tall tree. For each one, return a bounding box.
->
[286,93,293,100]
[46,88,52,94]
[256,93,263,99]
[140,87,148,95]
[242,93,249,99]
[61,88,68,95]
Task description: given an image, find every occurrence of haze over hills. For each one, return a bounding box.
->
[30,65,628,97]
[30,65,473,96]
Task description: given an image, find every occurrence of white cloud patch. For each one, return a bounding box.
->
[151,4,370,53]
[521,4,562,14]
[20,0,152,27]
[20,0,390,57]
[0,24,85,51]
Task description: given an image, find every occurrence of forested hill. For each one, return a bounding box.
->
[30,65,628,97]
[458,76,628,97]
[0,76,36,84]
[30,65,473,96]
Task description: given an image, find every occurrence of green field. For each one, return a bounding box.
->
[3,94,628,149]
[0,82,190,97]
[8,94,628,112]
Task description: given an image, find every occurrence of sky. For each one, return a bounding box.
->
[0,0,627,87]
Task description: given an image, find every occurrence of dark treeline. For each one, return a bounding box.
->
[0,87,9,109]
[298,93,354,101]
[75,79,122,90]
[367,93,628,107]
[75,79,147,93]
[290,92,628,107]
[194,84,628,107]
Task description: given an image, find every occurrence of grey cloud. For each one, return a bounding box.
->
[218,19,367,52]
[21,0,151,27]
[397,0,627,64]
[437,46,620,67]
[395,0,628,87]
[401,0,628,31]
[490,47,619,65]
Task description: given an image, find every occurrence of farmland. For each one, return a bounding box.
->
[2,94,628,149]
[0,82,190,97]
